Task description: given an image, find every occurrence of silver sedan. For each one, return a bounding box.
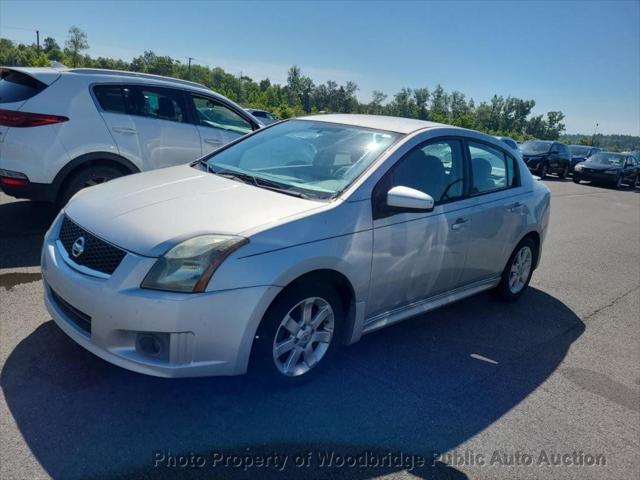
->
[41,114,550,383]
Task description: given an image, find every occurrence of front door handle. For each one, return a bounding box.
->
[112,127,137,135]
[506,202,524,213]
[203,138,222,146]
[451,218,468,230]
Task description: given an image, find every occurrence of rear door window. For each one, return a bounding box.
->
[123,86,186,123]
[0,70,47,103]
[468,141,518,193]
[93,85,126,113]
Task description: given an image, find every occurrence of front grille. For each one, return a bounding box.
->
[59,216,126,275]
[50,288,91,334]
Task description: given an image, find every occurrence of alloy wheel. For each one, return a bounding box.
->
[539,163,548,179]
[84,176,111,187]
[272,297,335,376]
[508,246,532,294]
[616,175,623,189]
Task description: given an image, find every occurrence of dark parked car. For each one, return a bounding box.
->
[573,152,639,189]
[568,145,603,172]
[244,108,278,125]
[520,140,571,179]
[494,136,519,152]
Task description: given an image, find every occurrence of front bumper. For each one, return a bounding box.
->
[41,224,281,377]
[574,170,616,183]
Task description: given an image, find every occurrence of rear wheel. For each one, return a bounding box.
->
[252,282,344,384]
[494,238,537,302]
[559,164,569,179]
[58,165,125,207]
[614,174,623,189]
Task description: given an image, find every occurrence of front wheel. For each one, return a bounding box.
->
[559,164,569,179]
[494,238,537,302]
[573,177,581,184]
[537,163,548,179]
[252,282,344,384]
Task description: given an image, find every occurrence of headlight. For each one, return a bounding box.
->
[574,164,583,172]
[141,235,248,293]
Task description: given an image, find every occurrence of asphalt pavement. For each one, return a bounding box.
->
[0,179,638,480]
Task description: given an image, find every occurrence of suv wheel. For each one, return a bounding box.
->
[252,282,344,384]
[559,164,569,179]
[494,238,537,302]
[537,163,548,179]
[58,165,125,207]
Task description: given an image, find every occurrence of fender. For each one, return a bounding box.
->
[51,152,141,199]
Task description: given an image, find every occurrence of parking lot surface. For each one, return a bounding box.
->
[1,179,639,480]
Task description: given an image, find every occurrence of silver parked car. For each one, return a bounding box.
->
[41,114,551,382]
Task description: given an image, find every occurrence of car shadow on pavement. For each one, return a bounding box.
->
[0,200,58,269]
[1,288,584,480]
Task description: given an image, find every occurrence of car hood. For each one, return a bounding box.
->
[64,165,326,257]
[580,162,621,171]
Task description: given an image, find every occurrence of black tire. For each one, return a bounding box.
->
[614,174,623,190]
[559,164,569,179]
[251,281,345,385]
[633,175,639,189]
[573,177,581,184]
[493,237,537,302]
[58,165,125,207]
[537,162,548,179]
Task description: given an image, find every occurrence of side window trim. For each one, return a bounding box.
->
[372,136,468,220]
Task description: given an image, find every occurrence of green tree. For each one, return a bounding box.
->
[64,26,89,67]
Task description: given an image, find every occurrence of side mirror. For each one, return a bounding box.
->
[386,186,434,212]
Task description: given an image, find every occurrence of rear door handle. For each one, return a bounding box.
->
[451,218,468,230]
[203,138,223,146]
[112,127,137,135]
[506,202,524,213]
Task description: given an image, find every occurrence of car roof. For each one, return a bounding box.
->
[297,114,446,134]
[8,66,219,95]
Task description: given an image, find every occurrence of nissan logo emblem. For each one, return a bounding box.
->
[71,236,85,258]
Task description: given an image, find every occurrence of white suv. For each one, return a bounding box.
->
[0,67,260,204]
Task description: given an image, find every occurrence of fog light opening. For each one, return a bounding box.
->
[135,333,168,359]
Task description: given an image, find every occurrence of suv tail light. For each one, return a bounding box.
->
[0,109,69,128]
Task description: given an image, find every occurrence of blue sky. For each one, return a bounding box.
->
[1,0,639,135]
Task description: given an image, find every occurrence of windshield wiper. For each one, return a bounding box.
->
[206,163,311,199]
[254,181,311,199]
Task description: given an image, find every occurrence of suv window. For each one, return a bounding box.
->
[94,85,126,113]
[123,86,186,123]
[0,70,47,103]
[191,96,252,134]
[390,139,465,204]
[468,141,516,194]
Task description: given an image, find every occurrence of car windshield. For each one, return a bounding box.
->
[520,140,552,155]
[569,145,591,156]
[588,152,625,166]
[203,120,401,199]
